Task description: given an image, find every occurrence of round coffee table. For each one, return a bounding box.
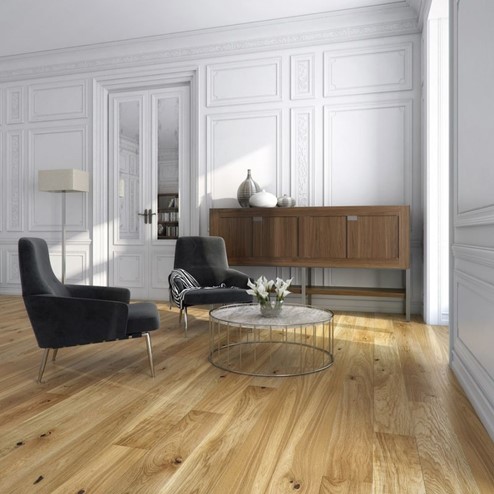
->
[209,303,334,377]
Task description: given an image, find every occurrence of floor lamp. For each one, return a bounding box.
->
[38,169,89,284]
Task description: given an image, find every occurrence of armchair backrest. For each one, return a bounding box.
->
[173,236,230,286]
[18,237,70,297]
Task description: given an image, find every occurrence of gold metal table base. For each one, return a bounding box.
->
[209,304,334,377]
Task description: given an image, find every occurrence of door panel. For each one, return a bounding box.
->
[109,86,190,300]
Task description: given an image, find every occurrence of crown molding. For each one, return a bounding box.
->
[0,9,418,82]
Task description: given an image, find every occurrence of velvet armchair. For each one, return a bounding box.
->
[169,236,252,334]
[18,237,160,382]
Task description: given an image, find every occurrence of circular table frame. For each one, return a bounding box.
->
[208,303,334,377]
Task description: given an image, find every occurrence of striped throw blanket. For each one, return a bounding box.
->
[169,269,201,309]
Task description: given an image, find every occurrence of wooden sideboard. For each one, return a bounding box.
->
[209,206,411,320]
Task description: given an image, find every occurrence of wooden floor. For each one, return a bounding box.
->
[0,296,493,494]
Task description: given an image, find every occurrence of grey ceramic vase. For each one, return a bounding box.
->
[237,169,261,207]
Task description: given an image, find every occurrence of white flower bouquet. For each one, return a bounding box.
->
[247,276,292,316]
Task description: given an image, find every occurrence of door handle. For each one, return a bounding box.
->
[138,209,149,224]
[147,210,156,224]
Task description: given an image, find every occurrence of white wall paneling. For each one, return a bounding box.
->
[290,53,315,100]
[453,269,494,404]
[451,0,494,441]
[0,132,3,234]
[6,87,24,124]
[290,107,315,207]
[28,126,87,232]
[5,249,19,285]
[207,110,281,208]
[323,43,413,97]
[324,100,412,206]
[206,57,282,107]
[28,80,87,122]
[6,131,24,232]
[64,248,89,285]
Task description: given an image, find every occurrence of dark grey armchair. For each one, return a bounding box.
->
[169,236,252,334]
[18,237,160,382]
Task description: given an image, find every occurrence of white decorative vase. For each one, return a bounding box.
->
[249,190,277,208]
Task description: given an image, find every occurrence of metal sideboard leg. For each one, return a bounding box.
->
[405,268,411,322]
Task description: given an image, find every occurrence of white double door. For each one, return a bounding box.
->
[108,85,190,300]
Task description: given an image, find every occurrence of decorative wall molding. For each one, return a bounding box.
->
[290,107,314,207]
[323,42,413,96]
[451,347,494,442]
[6,87,24,124]
[28,126,87,231]
[0,136,2,233]
[206,57,282,107]
[323,99,412,207]
[207,109,282,207]
[290,53,315,100]
[6,131,23,231]
[151,254,175,289]
[28,80,87,121]
[0,18,418,82]
[455,204,494,227]
[5,249,20,285]
[113,253,144,287]
[453,244,494,268]
[453,270,494,393]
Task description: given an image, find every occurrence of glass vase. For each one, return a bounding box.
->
[259,298,283,318]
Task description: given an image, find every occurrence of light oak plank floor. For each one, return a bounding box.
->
[0,296,493,494]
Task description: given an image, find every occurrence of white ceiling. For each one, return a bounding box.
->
[0,0,418,59]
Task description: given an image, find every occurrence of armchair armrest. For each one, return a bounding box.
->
[23,295,129,348]
[222,269,251,288]
[65,284,131,303]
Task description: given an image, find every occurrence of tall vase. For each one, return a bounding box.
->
[237,169,261,208]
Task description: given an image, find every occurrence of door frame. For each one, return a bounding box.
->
[92,66,199,287]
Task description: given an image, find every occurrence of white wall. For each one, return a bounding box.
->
[450,0,494,441]
[0,5,423,314]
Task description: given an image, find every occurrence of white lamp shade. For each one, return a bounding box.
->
[38,169,89,193]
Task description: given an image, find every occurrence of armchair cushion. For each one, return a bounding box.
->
[127,303,160,335]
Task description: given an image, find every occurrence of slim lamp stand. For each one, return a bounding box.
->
[61,191,67,284]
[38,169,89,285]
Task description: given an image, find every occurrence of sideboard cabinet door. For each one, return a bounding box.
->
[253,216,299,259]
[216,216,253,259]
[299,216,347,260]
[347,215,400,261]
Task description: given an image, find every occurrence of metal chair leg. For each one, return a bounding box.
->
[183,307,188,337]
[144,332,155,378]
[52,348,58,361]
[37,348,50,383]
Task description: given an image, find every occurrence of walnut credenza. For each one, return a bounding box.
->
[209,206,411,320]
